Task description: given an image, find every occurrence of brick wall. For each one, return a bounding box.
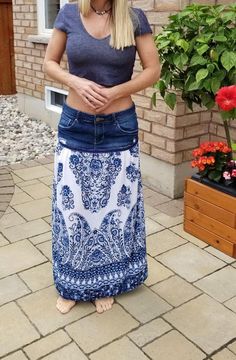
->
[13,0,235,166]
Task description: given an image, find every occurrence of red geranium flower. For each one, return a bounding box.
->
[215,85,236,111]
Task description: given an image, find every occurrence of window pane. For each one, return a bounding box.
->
[51,91,67,107]
[45,0,60,29]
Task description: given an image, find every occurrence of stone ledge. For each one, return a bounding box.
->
[27,34,50,44]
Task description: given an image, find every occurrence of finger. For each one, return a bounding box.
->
[86,92,107,106]
[83,96,97,109]
[89,89,108,104]
[90,85,109,99]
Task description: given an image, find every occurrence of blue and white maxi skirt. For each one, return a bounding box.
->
[51,101,148,301]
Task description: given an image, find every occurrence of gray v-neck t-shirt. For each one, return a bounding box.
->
[53,2,153,86]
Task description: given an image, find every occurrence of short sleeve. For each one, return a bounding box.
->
[53,4,67,33]
[133,8,153,37]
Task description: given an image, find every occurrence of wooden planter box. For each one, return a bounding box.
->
[184,177,236,258]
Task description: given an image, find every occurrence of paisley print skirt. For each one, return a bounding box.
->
[51,102,148,301]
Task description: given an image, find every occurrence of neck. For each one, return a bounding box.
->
[91,0,111,10]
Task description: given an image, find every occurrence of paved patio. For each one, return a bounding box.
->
[1,155,236,360]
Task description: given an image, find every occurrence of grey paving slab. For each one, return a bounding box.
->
[0,302,40,357]
[151,275,202,307]
[194,266,236,302]
[169,224,208,248]
[38,342,88,360]
[156,243,225,282]
[17,285,94,336]
[143,330,205,360]
[19,262,54,291]
[90,336,149,360]
[0,239,47,278]
[163,294,236,354]
[147,228,187,257]
[115,284,172,323]
[65,303,139,353]
[144,255,174,286]
[36,240,52,261]
[0,274,30,305]
[211,348,236,360]
[128,318,172,347]
[2,350,28,360]
[13,166,52,180]
[1,218,51,242]
[224,296,236,313]
[23,329,71,360]
[12,197,52,221]
[150,212,183,228]
[205,246,235,264]
[145,217,164,236]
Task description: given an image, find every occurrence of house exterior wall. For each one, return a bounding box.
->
[12,0,235,198]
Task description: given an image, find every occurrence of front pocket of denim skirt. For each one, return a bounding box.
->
[115,114,138,134]
[58,112,78,129]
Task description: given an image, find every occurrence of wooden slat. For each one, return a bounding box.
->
[184,192,236,228]
[0,0,12,3]
[185,205,236,244]
[185,178,236,214]
[184,219,236,258]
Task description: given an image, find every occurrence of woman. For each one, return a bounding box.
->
[43,0,160,315]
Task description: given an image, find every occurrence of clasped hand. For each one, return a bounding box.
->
[72,77,119,113]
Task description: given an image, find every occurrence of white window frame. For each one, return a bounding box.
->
[37,0,68,35]
[45,86,68,113]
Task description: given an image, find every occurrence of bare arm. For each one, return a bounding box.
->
[42,28,108,108]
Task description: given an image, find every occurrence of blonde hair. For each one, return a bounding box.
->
[77,0,138,50]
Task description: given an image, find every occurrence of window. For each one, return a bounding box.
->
[37,0,67,35]
[45,86,68,113]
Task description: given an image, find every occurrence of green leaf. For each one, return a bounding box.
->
[173,53,188,70]
[188,81,201,91]
[207,63,215,74]
[213,35,227,42]
[176,39,189,52]
[208,170,222,182]
[196,44,209,55]
[221,51,236,71]
[196,33,212,43]
[157,40,171,50]
[164,93,177,110]
[189,54,207,67]
[231,143,236,151]
[196,68,209,83]
[210,78,221,94]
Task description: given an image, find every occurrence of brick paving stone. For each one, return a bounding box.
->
[0,211,26,229]
[36,240,52,261]
[17,285,94,336]
[23,329,71,360]
[9,191,33,206]
[151,275,202,307]
[39,175,53,186]
[0,239,47,278]
[205,246,235,264]
[142,330,205,360]
[2,350,28,360]
[150,212,183,227]
[0,274,30,305]
[65,303,139,353]
[147,228,187,257]
[144,255,173,286]
[29,231,51,245]
[228,340,236,355]
[38,342,88,360]
[1,218,51,242]
[0,302,40,357]
[22,182,52,199]
[12,198,52,221]
[170,224,208,248]
[0,233,9,246]
[156,243,225,282]
[13,166,52,181]
[194,266,236,302]
[19,262,54,291]
[164,294,236,354]
[115,284,172,323]
[211,349,236,360]
[145,217,164,236]
[17,179,40,188]
[224,297,236,313]
[90,336,149,360]
[128,318,172,347]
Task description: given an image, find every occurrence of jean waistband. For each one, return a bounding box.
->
[62,100,136,123]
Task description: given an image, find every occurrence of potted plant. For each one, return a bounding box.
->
[152,3,236,256]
